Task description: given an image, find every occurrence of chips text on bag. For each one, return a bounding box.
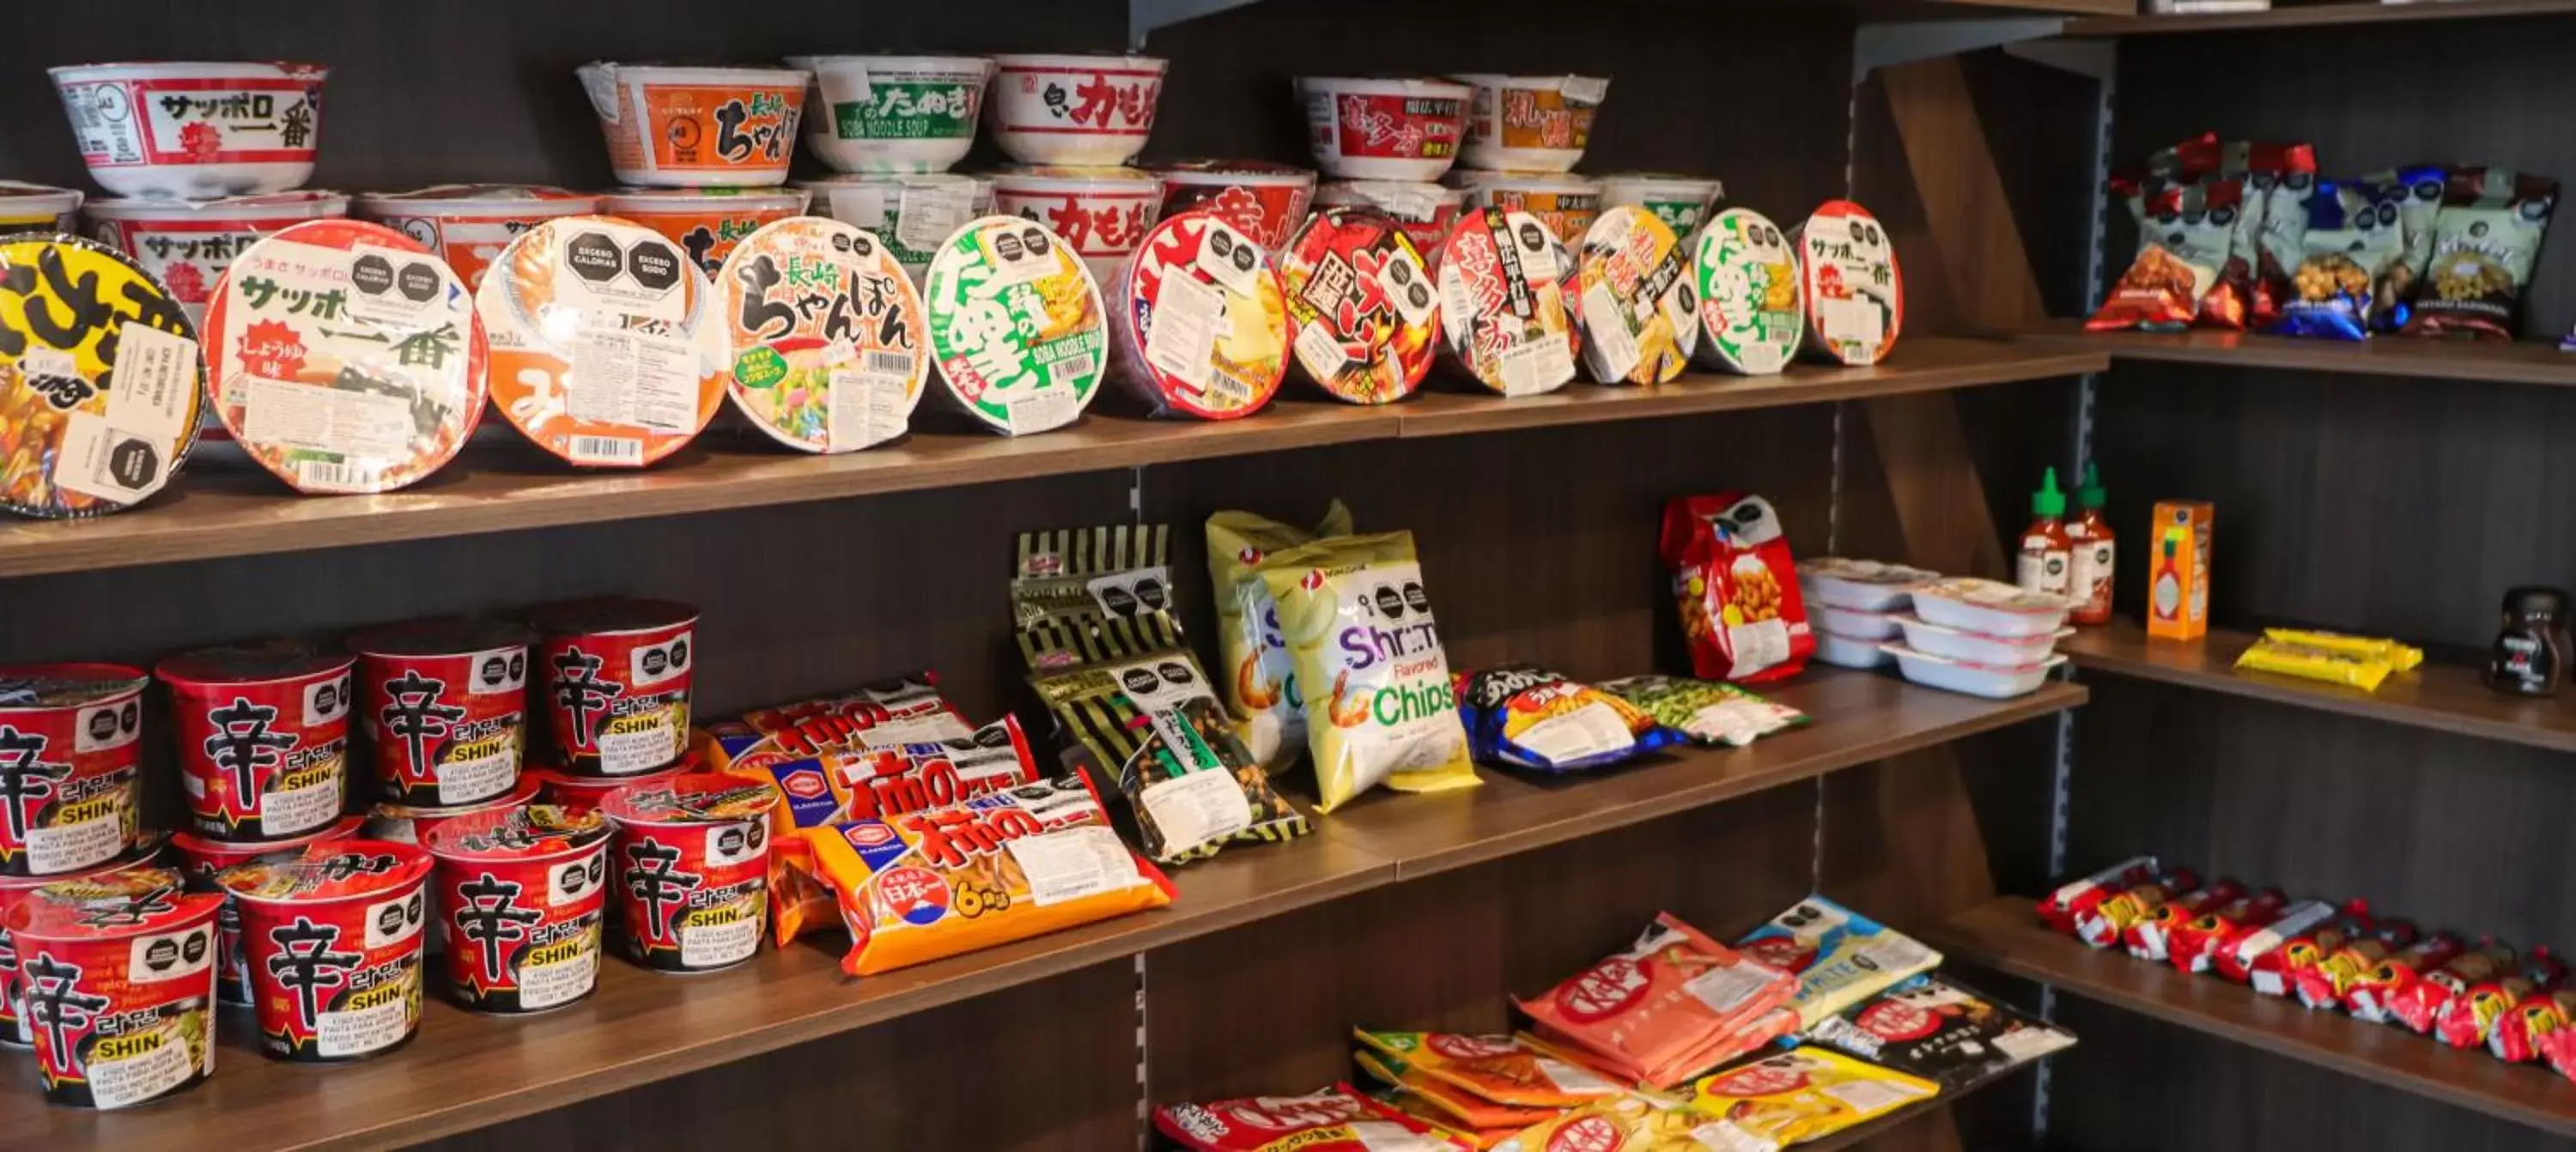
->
[1661,494,1812,684]
[1455,665,1684,772]
[1208,503,1355,768]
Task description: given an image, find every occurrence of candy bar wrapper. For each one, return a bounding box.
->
[1515,913,1798,1090]
[2491,989,2576,1065]
[2339,932,2465,1023]
[1352,1048,1567,1131]
[2380,939,2514,1033]
[2038,856,2157,936]
[2071,865,2200,951]
[1688,1048,1941,1149]
[2287,914,2420,1010]
[2258,628,2423,671]
[2166,888,2287,974]
[2233,639,2393,692]
[1806,974,2078,1089]
[2226,899,2353,991]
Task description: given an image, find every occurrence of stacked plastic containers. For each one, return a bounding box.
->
[1797,559,2075,699]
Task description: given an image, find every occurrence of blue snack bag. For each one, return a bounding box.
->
[1454,664,1686,772]
[2272,179,2403,340]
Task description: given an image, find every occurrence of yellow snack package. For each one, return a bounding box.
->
[1256,531,1479,811]
[2233,639,2393,692]
[1491,1095,1738,1151]
[2259,628,2424,671]
[1208,502,1354,768]
[1354,1029,1625,1108]
[1686,1049,1937,1149]
[1353,1048,1567,1132]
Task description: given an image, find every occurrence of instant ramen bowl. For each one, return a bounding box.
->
[84,191,349,322]
[1105,210,1290,420]
[800,173,993,283]
[1449,73,1605,173]
[1153,161,1316,252]
[1450,170,1602,260]
[352,185,601,291]
[921,215,1108,436]
[0,183,82,234]
[577,63,808,188]
[1296,77,1470,183]
[716,216,930,452]
[990,165,1163,287]
[987,54,1166,167]
[50,61,328,199]
[600,186,811,279]
[1314,180,1466,256]
[0,235,204,518]
[1279,206,1439,405]
[1431,208,1578,397]
[1601,173,1724,239]
[787,54,992,173]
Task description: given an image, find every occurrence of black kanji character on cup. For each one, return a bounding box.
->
[280,99,313,149]
[316,852,400,885]
[379,670,466,778]
[0,725,69,842]
[265,916,360,1031]
[621,837,700,942]
[711,100,755,163]
[732,254,796,342]
[452,873,543,985]
[549,650,623,749]
[203,697,296,802]
[21,954,108,1058]
[70,885,179,931]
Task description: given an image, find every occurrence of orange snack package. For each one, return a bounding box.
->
[1514,913,1799,1089]
[1353,1048,1566,1132]
[796,773,1174,976]
[1353,1029,1624,1107]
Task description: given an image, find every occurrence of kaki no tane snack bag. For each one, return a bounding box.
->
[1255,531,1479,812]
[1661,494,1812,684]
[1207,502,1355,769]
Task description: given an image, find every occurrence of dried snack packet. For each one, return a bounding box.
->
[1596,675,1807,748]
[1352,1029,1625,1108]
[1661,494,1813,684]
[2274,179,2403,341]
[2088,182,2235,331]
[2259,628,2423,671]
[2405,167,2556,340]
[1686,1048,1939,1148]
[1375,1092,1522,1151]
[1030,645,1308,863]
[2233,639,2393,692]
[1455,665,1686,773]
[2248,143,2319,328]
[1155,1083,1473,1151]
[1735,894,1941,1028]
[1806,974,2076,1089]
[1012,523,1184,667]
[1352,1047,1568,1131]
[1208,503,1355,768]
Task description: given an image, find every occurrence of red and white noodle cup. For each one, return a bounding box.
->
[1153,161,1317,252]
[530,598,698,778]
[424,804,613,1014]
[168,816,362,1006]
[351,185,601,291]
[987,54,1166,167]
[991,165,1164,287]
[0,850,171,1049]
[157,641,355,843]
[0,663,148,877]
[216,839,430,1062]
[600,774,775,973]
[82,191,348,322]
[1313,180,1467,257]
[1105,210,1291,421]
[349,617,534,809]
[1295,77,1471,183]
[8,868,218,1109]
[528,759,690,815]
[48,62,329,200]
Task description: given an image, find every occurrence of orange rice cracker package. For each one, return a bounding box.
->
[798,773,1173,977]
[738,673,974,755]
[1352,1028,1623,1108]
[1207,503,1356,768]
[1156,1082,1472,1151]
[1660,494,1812,684]
[1352,1046,1567,1133]
[1516,913,1799,1090]
[1686,1048,1938,1148]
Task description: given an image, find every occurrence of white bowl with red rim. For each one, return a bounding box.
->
[990,165,1163,282]
[48,61,328,199]
[352,185,600,291]
[987,54,1166,167]
[1313,180,1466,255]
[1296,76,1471,182]
[1151,161,1315,252]
[1448,73,1606,173]
[83,190,348,319]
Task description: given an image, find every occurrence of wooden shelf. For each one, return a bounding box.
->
[2062,619,2576,754]
[2064,0,2576,35]
[0,337,2098,579]
[2016,323,2576,386]
[0,668,2082,1151]
[1922,898,2576,1137]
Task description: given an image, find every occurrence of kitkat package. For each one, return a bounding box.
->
[1351,1029,1621,1108]
[1155,1082,1471,1151]
[1806,973,2076,1088]
[1734,894,1940,1028]
[1661,494,1812,683]
[1686,1048,1939,1147]
[1514,912,1798,1088]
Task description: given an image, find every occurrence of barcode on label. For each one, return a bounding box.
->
[1045,353,1094,387]
[570,434,644,464]
[295,458,364,489]
[864,349,914,377]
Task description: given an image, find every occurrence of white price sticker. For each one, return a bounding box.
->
[898,183,976,252]
[828,359,914,451]
[1005,825,1140,906]
[1145,273,1224,389]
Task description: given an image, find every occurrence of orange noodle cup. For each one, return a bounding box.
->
[349,617,534,809]
[0,663,149,877]
[9,867,218,1108]
[529,597,698,778]
[216,839,430,1062]
[424,804,613,1013]
[169,815,361,1005]
[600,774,775,973]
[156,640,355,843]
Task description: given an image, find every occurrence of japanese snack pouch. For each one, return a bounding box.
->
[796,773,1174,976]
[2275,180,2403,341]
[1806,973,2076,1088]
[1596,675,1807,749]
[1686,1048,1938,1148]
[1012,522,1183,665]
[1734,894,1940,1028]
[1208,502,1356,767]
[1352,1029,1624,1107]
[1455,665,1685,773]
[2087,181,2237,332]
[2404,167,2556,340]
[1660,494,1812,684]
[1352,1046,1567,1131]
[1155,1082,1472,1151]
[1254,531,1478,813]
[1029,647,1309,863]
[1515,913,1799,1089]
[2248,143,2319,328]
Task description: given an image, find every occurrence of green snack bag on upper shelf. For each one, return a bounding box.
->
[1595,675,1807,749]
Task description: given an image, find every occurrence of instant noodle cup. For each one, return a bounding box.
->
[1793,199,1902,367]
[718,216,930,452]
[1431,208,1577,397]
[1449,74,1604,173]
[0,664,147,877]
[923,214,1109,436]
[987,54,1166,167]
[787,54,992,174]
[601,774,775,973]
[530,761,683,815]
[157,640,355,843]
[1315,180,1467,257]
[50,62,327,199]
[0,851,171,1047]
[576,63,807,188]
[349,617,533,809]
[423,803,612,1013]
[351,185,602,291]
[992,165,1163,287]
[477,215,727,468]
[365,776,540,850]
[1573,206,1695,385]
[201,218,489,494]
[1107,210,1290,420]
[1297,77,1471,183]
[216,840,430,1061]
[1154,161,1317,252]
[1278,208,1437,405]
[0,182,82,234]
[1692,208,1804,376]
[168,817,361,1006]
[530,597,697,778]
[1601,173,1723,239]
[802,173,993,284]
[8,870,218,1107]
[601,186,811,280]
[0,236,204,519]
[1450,171,1602,258]
[84,191,349,321]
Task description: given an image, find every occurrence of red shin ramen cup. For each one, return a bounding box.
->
[601,774,775,973]
[0,851,171,1048]
[0,663,149,878]
[169,816,363,1006]
[424,804,612,1013]
[529,761,687,815]
[158,641,356,842]
[365,775,541,849]
[8,868,218,1109]
[349,618,534,809]
[216,840,431,1062]
[530,598,698,779]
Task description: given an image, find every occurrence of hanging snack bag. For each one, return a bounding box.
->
[1660,493,1813,684]
[1516,913,1800,1089]
[2088,182,2237,332]
[1279,207,1440,405]
[203,219,488,493]
[1596,675,1807,748]
[1255,531,1478,812]
[1807,973,2077,1089]
[923,215,1108,436]
[1208,503,1356,767]
[1107,211,1291,420]
[1692,208,1803,376]
[1156,1083,1472,1152]
[797,773,1175,976]
[1431,207,1577,397]
[0,235,202,518]
[1573,206,1695,385]
[1454,665,1685,773]
[1687,1048,1939,1146]
[1792,200,1901,365]
[1735,894,1941,1028]
[2403,167,2557,340]
[1012,522,1184,666]
[2274,180,2403,341]
[716,216,929,453]
[1029,647,1309,863]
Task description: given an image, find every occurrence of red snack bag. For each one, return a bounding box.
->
[2246,143,2318,328]
[2191,178,2252,330]
[1659,494,1811,684]
[1155,1082,1472,1151]
[2087,184,2229,332]
[2237,899,2366,994]
[2342,931,2466,1023]
[2384,938,2512,1034]
[2038,856,2156,936]
[2290,915,2421,1011]
[2165,887,2285,974]
[2438,948,2564,1050]
[2073,864,2198,950]
[1513,912,1797,1089]
[2125,878,2242,962]
[2494,988,2576,1065]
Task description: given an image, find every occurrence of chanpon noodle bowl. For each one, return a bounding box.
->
[1794,199,1902,366]
[351,185,601,292]
[0,183,82,233]
[0,236,203,520]
[802,173,993,284]
[601,773,776,973]
[1279,207,1439,405]
[156,641,355,844]
[717,216,929,452]
[1574,206,1697,385]
[1693,207,1805,376]
[530,761,686,815]
[477,215,727,469]
[1297,77,1470,183]
[0,852,168,1048]
[169,817,361,1005]
[1601,173,1724,240]
[601,186,810,280]
[530,597,698,779]
[1107,211,1289,420]
[1449,74,1605,173]
[424,804,612,1013]
[49,61,327,199]
[1451,171,1602,261]
[216,840,430,1062]
[347,618,532,809]
[991,166,1163,288]
[1153,161,1316,252]
[200,219,489,494]
[8,868,218,1107]
[987,54,1166,167]
[787,54,991,174]
[1313,180,1466,258]
[923,215,1108,436]
[0,664,146,877]
[1432,208,1578,397]
[576,63,808,188]
[83,191,348,321]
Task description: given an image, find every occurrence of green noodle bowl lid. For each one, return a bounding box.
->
[922,215,1107,436]
[1692,208,1805,376]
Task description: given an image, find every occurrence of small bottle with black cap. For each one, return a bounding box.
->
[2488,586,2569,697]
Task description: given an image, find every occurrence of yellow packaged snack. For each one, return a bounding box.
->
[2233,639,2393,692]
[1686,1049,1937,1149]
[1491,1095,1737,1151]
[1354,1029,1624,1107]
[1353,1048,1566,1131]
[1208,502,1355,768]
[1256,532,1479,811]
[2259,628,2424,671]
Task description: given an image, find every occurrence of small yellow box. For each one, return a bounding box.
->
[2147,500,2213,640]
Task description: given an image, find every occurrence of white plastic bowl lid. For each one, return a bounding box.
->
[1448,171,1602,196]
[84,190,349,221]
[1156,160,1315,187]
[602,187,812,213]
[1297,76,1471,100]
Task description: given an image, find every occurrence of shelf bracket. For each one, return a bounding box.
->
[2002,37,2117,82]
[1127,0,1266,49]
[1851,18,2065,82]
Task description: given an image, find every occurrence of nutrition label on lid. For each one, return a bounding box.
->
[828,361,913,451]
[1138,769,1254,852]
[1294,323,1350,377]
[59,82,146,166]
[1005,385,1079,436]
[516,947,600,1010]
[898,185,975,253]
[568,327,698,433]
[240,375,417,460]
[680,906,762,968]
[597,718,678,775]
[1582,282,1641,382]
[1008,825,1140,906]
[319,992,414,1058]
[1682,961,1772,1015]
[1498,337,1571,397]
[263,772,344,836]
[437,748,518,806]
[1145,275,1224,389]
[86,1025,197,1108]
